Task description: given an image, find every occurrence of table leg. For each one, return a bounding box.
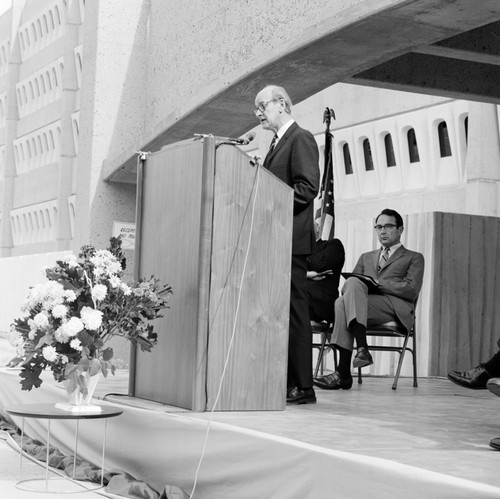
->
[45,419,51,491]
[100,419,107,487]
[18,418,24,483]
[73,419,80,479]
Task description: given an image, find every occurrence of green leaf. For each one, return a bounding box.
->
[19,366,44,391]
[89,358,101,376]
[101,347,113,362]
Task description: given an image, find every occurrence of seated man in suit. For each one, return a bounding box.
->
[314,208,424,390]
[307,237,345,325]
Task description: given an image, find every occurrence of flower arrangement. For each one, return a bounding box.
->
[9,237,172,395]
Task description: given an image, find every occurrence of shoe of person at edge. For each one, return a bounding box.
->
[489,437,500,451]
[487,378,500,397]
[286,386,317,404]
[313,371,353,390]
[353,347,373,368]
[447,364,492,389]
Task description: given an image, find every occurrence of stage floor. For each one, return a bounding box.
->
[2,362,500,498]
[101,371,500,491]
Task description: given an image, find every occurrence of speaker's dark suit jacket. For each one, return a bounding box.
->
[263,122,319,255]
[264,121,319,389]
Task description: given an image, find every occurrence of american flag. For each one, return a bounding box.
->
[319,108,335,240]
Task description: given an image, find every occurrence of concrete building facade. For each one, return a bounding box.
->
[1,0,500,375]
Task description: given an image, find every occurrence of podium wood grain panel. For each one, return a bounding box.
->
[133,138,293,411]
[207,145,292,410]
[134,140,207,410]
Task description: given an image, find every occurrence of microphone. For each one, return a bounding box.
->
[229,132,256,145]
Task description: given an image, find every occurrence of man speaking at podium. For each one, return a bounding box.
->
[254,85,320,404]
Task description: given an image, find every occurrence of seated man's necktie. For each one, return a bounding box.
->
[378,247,390,273]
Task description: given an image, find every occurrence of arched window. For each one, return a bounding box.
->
[464,116,468,145]
[19,32,25,50]
[438,121,452,157]
[363,139,374,171]
[407,128,420,163]
[52,67,58,87]
[31,23,37,42]
[49,11,55,30]
[343,143,353,175]
[384,133,396,167]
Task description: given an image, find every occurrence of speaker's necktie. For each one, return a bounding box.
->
[269,134,278,151]
[378,247,390,273]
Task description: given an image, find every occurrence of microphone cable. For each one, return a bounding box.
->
[189,155,262,499]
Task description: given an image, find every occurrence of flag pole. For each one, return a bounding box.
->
[319,107,336,240]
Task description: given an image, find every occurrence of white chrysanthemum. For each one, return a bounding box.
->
[28,319,37,332]
[23,281,66,311]
[64,290,77,302]
[52,304,68,319]
[8,327,21,346]
[33,312,49,329]
[90,250,122,279]
[91,284,108,301]
[121,283,132,296]
[16,343,25,357]
[42,345,58,362]
[62,254,78,268]
[60,355,69,364]
[109,275,121,288]
[70,338,83,351]
[54,327,69,343]
[80,307,103,330]
[64,317,84,337]
[28,329,36,340]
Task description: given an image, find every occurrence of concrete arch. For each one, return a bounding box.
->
[104,0,500,182]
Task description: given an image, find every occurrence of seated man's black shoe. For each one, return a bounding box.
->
[489,437,500,451]
[447,364,491,389]
[286,386,317,404]
[353,347,373,368]
[313,371,353,390]
[487,378,500,397]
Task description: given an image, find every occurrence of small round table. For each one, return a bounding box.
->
[6,403,123,494]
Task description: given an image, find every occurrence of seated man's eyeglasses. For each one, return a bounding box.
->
[374,224,398,231]
[254,98,278,114]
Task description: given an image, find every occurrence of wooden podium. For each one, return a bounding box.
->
[130,137,293,411]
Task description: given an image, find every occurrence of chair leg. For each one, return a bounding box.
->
[357,367,362,384]
[392,335,410,390]
[412,337,418,388]
[313,333,329,378]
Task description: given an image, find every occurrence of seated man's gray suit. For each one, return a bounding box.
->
[331,245,424,351]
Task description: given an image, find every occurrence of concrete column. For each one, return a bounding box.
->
[465,102,500,216]
[74,0,149,252]
[0,28,21,257]
[56,0,81,251]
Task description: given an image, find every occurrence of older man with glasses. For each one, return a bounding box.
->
[254,84,320,404]
[314,208,424,390]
